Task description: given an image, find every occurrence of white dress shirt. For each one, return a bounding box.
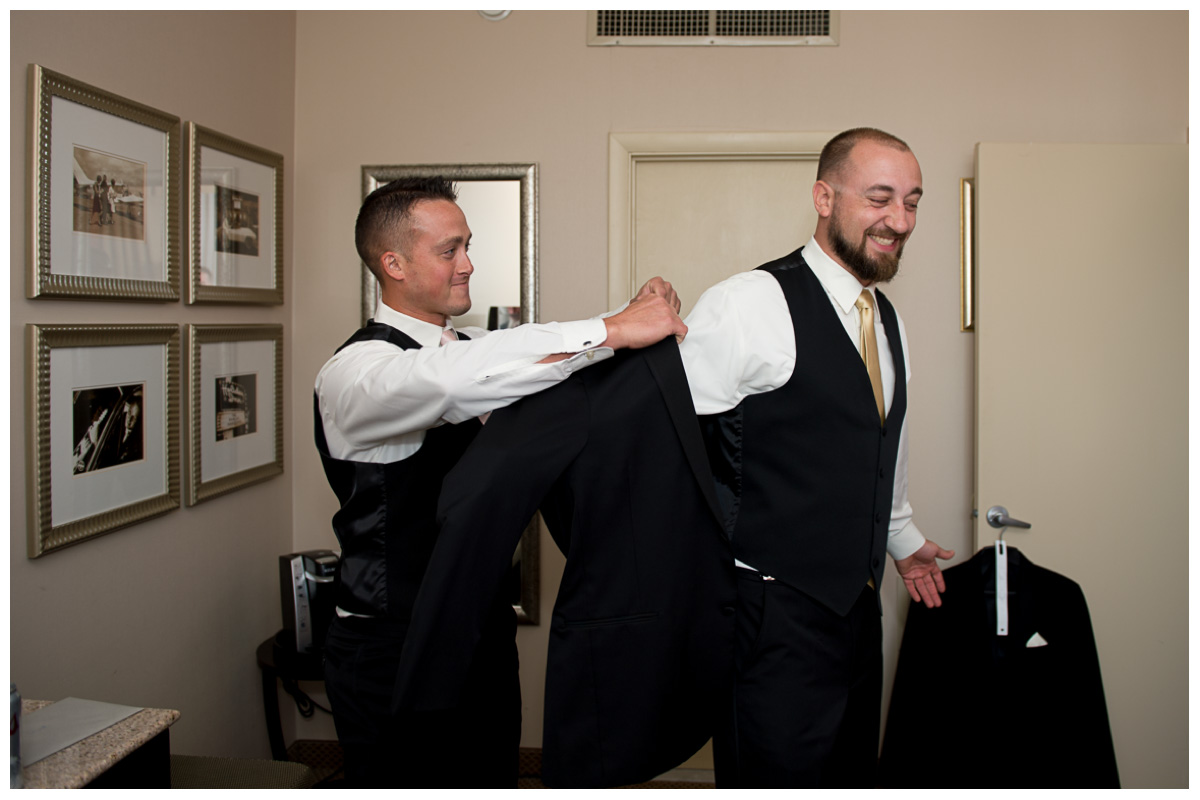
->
[678,236,925,563]
[315,300,614,463]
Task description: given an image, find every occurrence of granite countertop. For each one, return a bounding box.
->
[20,699,180,789]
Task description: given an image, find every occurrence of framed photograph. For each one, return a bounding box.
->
[186,324,283,505]
[26,64,180,301]
[184,123,283,304]
[27,324,180,558]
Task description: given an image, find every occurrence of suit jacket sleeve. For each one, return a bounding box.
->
[392,376,589,712]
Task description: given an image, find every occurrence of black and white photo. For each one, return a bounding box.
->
[186,324,283,506]
[215,373,258,441]
[72,146,147,241]
[214,186,260,257]
[72,383,145,473]
[27,324,180,558]
[185,123,282,304]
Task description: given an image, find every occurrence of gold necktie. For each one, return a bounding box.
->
[855,290,886,426]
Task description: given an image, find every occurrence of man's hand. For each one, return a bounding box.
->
[604,291,688,349]
[894,539,955,608]
[634,276,681,315]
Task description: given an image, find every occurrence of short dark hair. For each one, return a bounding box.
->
[355,177,458,281]
[817,128,911,184]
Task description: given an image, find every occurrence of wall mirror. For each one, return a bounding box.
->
[361,162,540,623]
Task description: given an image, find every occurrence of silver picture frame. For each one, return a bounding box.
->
[27,324,181,557]
[26,64,181,302]
[185,324,284,506]
[184,123,284,304]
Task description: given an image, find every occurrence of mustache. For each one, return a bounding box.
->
[865,225,906,241]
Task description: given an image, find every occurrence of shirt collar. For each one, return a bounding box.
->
[374,300,451,349]
[803,236,875,315]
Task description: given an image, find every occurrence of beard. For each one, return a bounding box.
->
[828,210,905,284]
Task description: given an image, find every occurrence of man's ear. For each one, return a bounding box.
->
[380,251,405,281]
[812,180,835,219]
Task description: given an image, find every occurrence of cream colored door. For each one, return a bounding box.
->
[608,132,831,314]
[631,158,816,316]
[974,143,1187,788]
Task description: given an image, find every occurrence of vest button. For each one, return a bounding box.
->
[722,605,736,616]
[881,427,888,437]
[879,468,886,478]
[873,558,881,569]
[875,513,882,524]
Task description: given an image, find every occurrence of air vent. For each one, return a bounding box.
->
[588,10,838,46]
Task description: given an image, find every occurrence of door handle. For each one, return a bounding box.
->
[986,505,1031,529]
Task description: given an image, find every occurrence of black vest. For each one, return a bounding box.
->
[702,247,907,616]
[314,321,481,620]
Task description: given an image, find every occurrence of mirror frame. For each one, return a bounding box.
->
[360,163,540,623]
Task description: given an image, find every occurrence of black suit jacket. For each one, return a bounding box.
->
[394,338,736,788]
[879,546,1119,787]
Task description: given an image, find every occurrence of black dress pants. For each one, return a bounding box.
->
[323,600,520,788]
[713,570,882,788]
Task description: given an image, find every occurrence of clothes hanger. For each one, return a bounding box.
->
[985,507,1032,637]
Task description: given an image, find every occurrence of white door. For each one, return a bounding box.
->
[608,132,832,314]
[974,143,1188,788]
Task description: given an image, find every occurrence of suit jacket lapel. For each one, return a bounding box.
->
[641,338,725,528]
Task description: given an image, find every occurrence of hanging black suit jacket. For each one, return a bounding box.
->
[879,546,1119,787]
[393,338,737,788]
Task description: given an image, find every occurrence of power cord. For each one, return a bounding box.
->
[280,676,333,718]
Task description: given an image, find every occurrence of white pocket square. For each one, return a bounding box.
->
[1026,632,1049,648]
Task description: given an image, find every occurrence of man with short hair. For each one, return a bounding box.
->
[679,128,954,787]
[314,176,685,787]
[115,393,142,464]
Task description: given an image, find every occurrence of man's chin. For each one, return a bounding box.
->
[853,247,901,284]
[870,260,900,284]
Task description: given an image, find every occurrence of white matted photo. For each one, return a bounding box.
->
[28,65,180,301]
[27,324,180,558]
[186,324,283,505]
[184,123,283,304]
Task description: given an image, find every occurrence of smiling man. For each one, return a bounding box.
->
[678,128,954,787]
[314,177,685,787]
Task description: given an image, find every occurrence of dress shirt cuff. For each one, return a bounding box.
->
[557,318,610,353]
[886,520,925,562]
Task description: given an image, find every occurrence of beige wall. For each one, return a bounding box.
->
[9,9,1187,785]
[9,11,296,758]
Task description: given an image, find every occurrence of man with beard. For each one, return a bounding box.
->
[678,128,954,787]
